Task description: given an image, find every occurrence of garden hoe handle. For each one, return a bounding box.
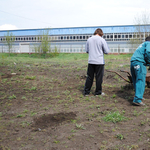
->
[120,70,132,77]
[106,70,131,83]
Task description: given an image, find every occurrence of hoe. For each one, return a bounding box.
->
[106,70,150,88]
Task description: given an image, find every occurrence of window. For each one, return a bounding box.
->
[110,35,113,39]
[125,35,128,38]
[114,35,117,38]
[121,49,124,52]
[61,36,63,40]
[114,49,117,52]
[73,36,76,39]
[129,35,132,38]
[107,35,109,39]
[133,34,136,38]
[118,35,121,38]
[83,36,85,39]
[70,36,72,39]
[80,36,82,39]
[122,35,124,38]
[67,36,69,39]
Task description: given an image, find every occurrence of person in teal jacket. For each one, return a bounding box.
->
[130,36,150,106]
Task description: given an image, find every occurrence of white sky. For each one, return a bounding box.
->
[0,0,150,30]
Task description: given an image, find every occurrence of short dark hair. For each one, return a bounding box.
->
[94,28,103,36]
[145,36,150,41]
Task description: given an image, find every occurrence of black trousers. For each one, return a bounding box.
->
[84,64,104,95]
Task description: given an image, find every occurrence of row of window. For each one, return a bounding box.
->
[60,48,86,53]
[59,48,135,53]
[0,33,149,42]
[0,35,91,42]
[103,33,147,39]
[110,48,135,53]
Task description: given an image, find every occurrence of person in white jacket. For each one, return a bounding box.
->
[84,28,109,96]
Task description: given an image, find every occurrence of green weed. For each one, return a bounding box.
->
[103,111,127,123]
[8,94,16,99]
[76,124,85,130]
[25,76,36,80]
[115,134,124,140]
[16,114,25,118]
[30,86,37,91]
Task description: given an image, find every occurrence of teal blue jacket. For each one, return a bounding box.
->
[131,41,150,66]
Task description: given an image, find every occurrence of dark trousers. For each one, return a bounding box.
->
[84,64,104,95]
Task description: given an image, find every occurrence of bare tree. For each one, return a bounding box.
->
[129,11,150,50]
[34,29,51,58]
[3,31,15,55]
[34,28,59,58]
[41,29,50,54]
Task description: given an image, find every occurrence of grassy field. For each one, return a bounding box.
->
[1,53,150,150]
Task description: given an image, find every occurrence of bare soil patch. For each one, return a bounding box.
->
[32,112,77,129]
[0,58,150,150]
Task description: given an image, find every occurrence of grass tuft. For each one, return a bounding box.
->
[103,111,127,123]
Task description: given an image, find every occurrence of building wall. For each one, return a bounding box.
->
[0,25,150,53]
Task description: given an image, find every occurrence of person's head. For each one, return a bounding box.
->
[94,28,103,37]
[145,36,150,41]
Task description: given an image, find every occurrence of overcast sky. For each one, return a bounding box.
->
[0,0,150,30]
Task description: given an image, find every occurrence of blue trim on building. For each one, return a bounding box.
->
[0,25,150,36]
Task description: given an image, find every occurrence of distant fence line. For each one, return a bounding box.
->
[0,44,136,54]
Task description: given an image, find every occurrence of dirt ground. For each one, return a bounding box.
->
[1,57,150,150]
